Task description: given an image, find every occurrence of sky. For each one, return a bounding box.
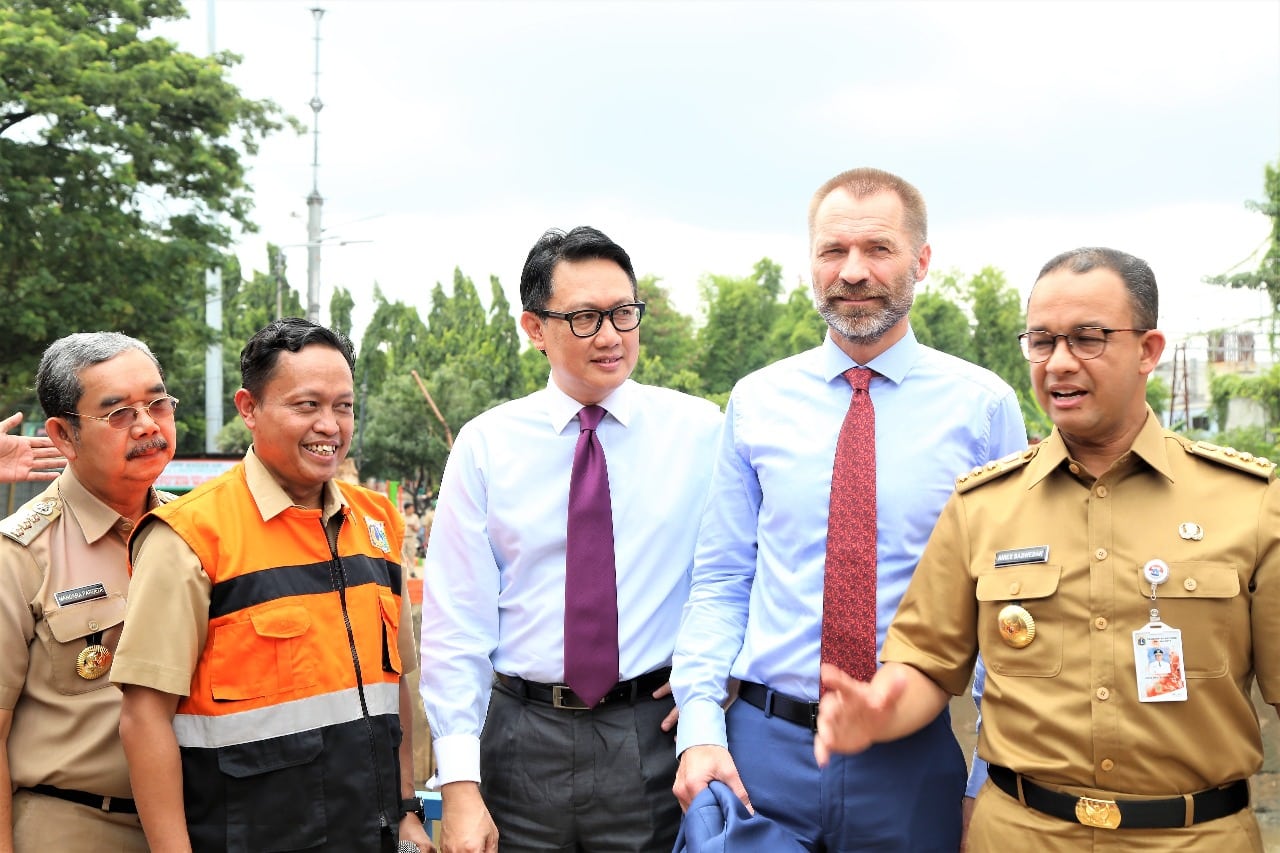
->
[159,0,1280,361]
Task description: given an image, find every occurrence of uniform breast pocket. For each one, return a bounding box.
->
[1134,563,1239,679]
[976,566,1063,678]
[209,605,318,701]
[45,594,127,695]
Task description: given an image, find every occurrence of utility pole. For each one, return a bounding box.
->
[203,0,224,452]
[306,7,325,323]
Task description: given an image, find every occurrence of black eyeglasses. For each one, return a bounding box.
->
[539,302,646,338]
[68,395,180,430]
[1017,328,1148,363]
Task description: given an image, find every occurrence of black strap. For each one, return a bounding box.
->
[988,764,1248,829]
[497,667,670,710]
[26,784,137,815]
[737,681,818,731]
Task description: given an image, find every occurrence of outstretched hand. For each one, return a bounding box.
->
[813,663,908,766]
[0,413,66,483]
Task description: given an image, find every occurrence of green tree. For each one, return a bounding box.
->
[1145,375,1171,422]
[0,0,295,407]
[330,286,355,340]
[910,288,976,362]
[696,258,784,395]
[767,284,826,362]
[1204,160,1280,316]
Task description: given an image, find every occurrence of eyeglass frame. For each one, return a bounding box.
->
[537,302,646,338]
[65,395,180,430]
[1017,327,1149,363]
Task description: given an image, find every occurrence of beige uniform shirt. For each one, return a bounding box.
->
[883,411,1280,795]
[0,470,165,798]
[111,449,416,698]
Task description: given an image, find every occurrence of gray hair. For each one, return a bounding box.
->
[36,332,163,422]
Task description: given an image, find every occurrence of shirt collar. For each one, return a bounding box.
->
[820,325,919,386]
[58,466,165,545]
[1026,407,1172,486]
[243,445,347,522]
[543,377,635,435]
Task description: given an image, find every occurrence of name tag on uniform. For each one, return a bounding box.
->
[53,583,107,607]
[993,546,1050,567]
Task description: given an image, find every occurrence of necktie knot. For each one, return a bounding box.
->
[578,405,606,432]
[844,366,873,393]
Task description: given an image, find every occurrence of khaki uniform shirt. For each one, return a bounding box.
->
[0,470,166,798]
[111,449,416,698]
[883,411,1280,795]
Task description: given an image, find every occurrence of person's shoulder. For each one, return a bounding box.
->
[913,344,1015,397]
[954,445,1040,494]
[1166,433,1276,481]
[0,485,62,547]
[633,383,722,418]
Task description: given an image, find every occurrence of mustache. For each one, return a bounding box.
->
[126,438,170,460]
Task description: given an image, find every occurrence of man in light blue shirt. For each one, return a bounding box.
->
[421,226,722,852]
[671,167,1027,850]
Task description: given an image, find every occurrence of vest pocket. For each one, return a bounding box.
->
[217,730,326,850]
[210,605,317,700]
[378,591,403,675]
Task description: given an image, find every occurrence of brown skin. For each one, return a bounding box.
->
[0,412,65,483]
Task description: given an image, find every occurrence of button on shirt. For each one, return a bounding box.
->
[672,330,1027,754]
[422,378,723,784]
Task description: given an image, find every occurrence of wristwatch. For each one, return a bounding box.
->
[400,796,426,823]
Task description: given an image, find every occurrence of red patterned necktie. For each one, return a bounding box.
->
[563,405,619,707]
[821,367,878,683]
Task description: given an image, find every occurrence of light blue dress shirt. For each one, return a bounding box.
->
[672,329,1027,755]
[421,377,722,784]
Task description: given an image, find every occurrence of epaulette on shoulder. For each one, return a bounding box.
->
[0,497,62,546]
[1183,439,1275,480]
[955,446,1040,494]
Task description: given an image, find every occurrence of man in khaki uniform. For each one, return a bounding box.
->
[815,247,1280,851]
[0,333,177,852]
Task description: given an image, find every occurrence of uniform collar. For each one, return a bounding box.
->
[544,377,635,435]
[243,445,346,523]
[1027,407,1173,486]
[820,326,918,387]
[58,466,164,545]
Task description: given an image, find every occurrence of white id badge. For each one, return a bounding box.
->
[1132,622,1187,702]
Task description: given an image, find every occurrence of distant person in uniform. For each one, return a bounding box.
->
[402,500,422,571]
[818,247,1279,851]
[113,318,433,853]
[0,332,176,851]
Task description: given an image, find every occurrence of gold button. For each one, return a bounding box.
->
[1095,687,1111,701]
[1096,485,1108,498]
[87,620,99,631]
[1095,548,1108,561]
[1184,578,1198,591]
[120,520,133,531]
[1094,617,1108,630]
[1100,758,1115,772]
[1009,582,1021,596]
[1069,463,1081,474]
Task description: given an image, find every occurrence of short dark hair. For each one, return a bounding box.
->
[36,332,162,423]
[1035,247,1159,329]
[240,318,356,397]
[809,167,928,250]
[519,226,637,313]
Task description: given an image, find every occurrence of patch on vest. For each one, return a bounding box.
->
[365,517,390,553]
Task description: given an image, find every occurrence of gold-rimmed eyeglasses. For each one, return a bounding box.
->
[67,395,180,429]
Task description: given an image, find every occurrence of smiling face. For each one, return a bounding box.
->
[1026,266,1164,469]
[519,256,639,406]
[48,347,177,511]
[810,188,931,362]
[234,343,355,508]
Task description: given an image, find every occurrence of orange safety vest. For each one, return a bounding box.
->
[141,464,406,852]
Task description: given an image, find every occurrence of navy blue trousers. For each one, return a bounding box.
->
[727,696,964,852]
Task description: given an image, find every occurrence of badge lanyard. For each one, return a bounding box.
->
[1132,559,1187,703]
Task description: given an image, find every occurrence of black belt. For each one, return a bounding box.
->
[738,681,818,732]
[988,764,1248,830]
[24,784,137,815]
[496,667,671,711]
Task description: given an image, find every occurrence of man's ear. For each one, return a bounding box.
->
[520,311,547,354]
[233,388,257,428]
[44,416,79,463]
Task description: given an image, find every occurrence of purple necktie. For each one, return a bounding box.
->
[822,367,878,684]
[564,405,619,707]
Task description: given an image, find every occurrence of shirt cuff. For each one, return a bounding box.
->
[432,733,481,785]
[674,697,728,756]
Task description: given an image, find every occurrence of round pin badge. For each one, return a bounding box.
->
[997,604,1036,649]
[1143,558,1171,586]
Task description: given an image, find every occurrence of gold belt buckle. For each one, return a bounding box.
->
[551,685,589,710]
[1075,796,1122,829]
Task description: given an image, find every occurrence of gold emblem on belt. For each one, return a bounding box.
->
[1074,796,1122,829]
